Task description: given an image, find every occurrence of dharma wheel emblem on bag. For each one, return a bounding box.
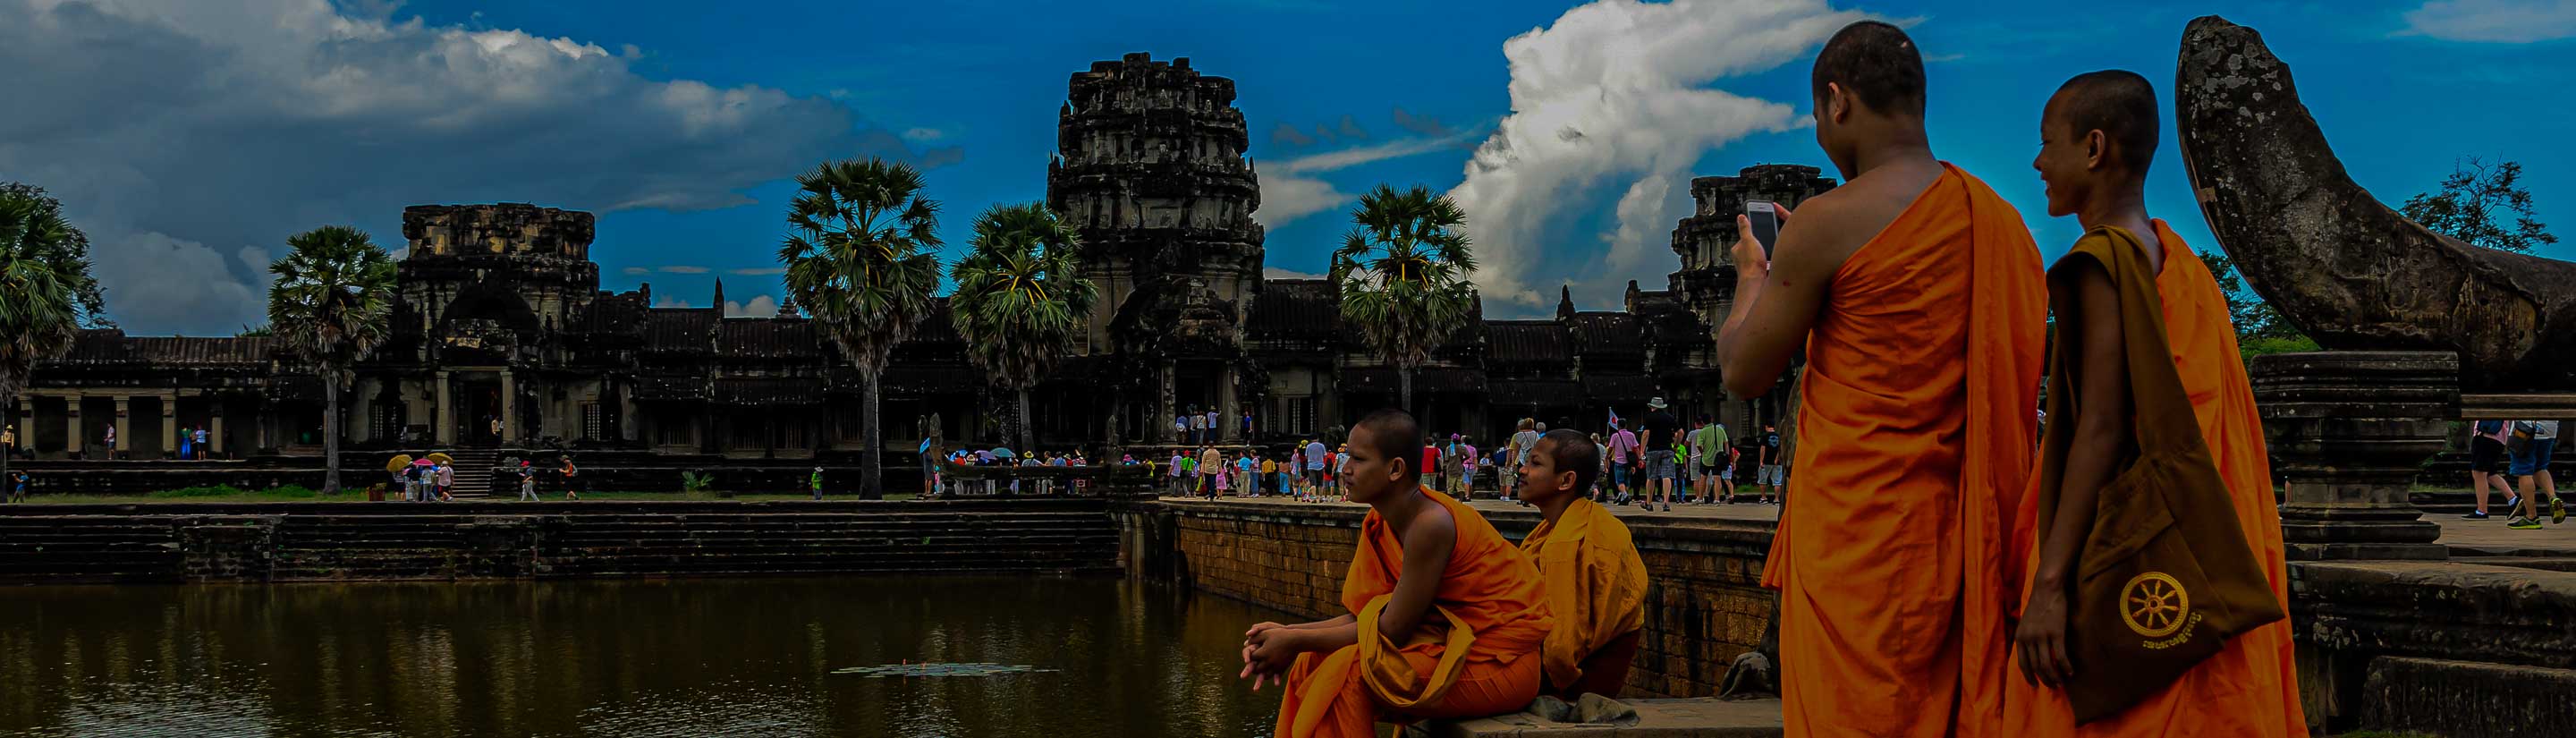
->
[2121,572,2190,638]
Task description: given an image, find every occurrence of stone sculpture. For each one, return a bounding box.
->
[2176,16,2576,392]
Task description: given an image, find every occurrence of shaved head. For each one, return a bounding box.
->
[2047,70,2159,174]
[1812,21,1927,118]
[1536,428,1598,497]
[1353,409,1422,478]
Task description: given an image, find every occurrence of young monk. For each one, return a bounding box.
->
[1514,428,1648,699]
[1241,409,1555,737]
[1713,21,2048,737]
[2006,69,2305,738]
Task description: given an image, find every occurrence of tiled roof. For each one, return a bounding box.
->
[633,375,708,402]
[1249,279,1339,340]
[52,331,274,367]
[717,318,824,358]
[1568,312,1645,358]
[713,377,825,405]
[1581,373,1660,405]
[578,293,648,335]
[1488,378,1586,407]
[644,310,716,352]
[1484,321,1571,365]
[1342,367,1487,394]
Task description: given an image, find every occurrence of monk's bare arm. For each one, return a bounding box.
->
[1716,199,1842,398]
[2018,260,2131,687]
[1375,507,1456,642]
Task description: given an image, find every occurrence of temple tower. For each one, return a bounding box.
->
[1667,165,1836,433]
[1046,53,1264,445]
[388,203,603,446]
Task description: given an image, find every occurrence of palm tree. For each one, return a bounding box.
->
[949,203,1098,454]
[0,184,104,490]
[1330,184,1479,415]
[267,225,397,495]
[778,158,942,499]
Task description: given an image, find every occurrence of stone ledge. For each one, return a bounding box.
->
[2360,657,2576,738]
[1421,698,1783,738]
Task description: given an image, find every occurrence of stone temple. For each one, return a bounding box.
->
[7,53,1832,490]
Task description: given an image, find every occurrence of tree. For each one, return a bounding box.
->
[267,225,397,495]
[949,203,1097,454]
[0,184,106,490]
[1330,184,1478,415]
[2401,157,2557,254]
[778,158,942,499]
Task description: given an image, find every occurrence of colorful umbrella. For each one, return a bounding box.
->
[385,454,413,472]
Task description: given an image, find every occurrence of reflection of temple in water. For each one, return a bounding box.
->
[13,53,1834,474]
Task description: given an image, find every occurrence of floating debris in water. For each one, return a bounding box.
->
[831,663,1055,678]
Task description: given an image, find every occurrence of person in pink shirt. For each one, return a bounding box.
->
[1606,421,1639,504]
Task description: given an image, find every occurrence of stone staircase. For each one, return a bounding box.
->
[271,513,473,581]
[0,515,181,582]
[443,448,498,498]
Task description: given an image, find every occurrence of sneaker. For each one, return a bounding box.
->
[2462,510,2492,520]
[2508,516,2543,530]
[2505,496,2522,511]
[1662,504,1674,513]
[2555,497,2568,525]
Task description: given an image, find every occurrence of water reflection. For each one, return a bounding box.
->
[3,576,1291,737]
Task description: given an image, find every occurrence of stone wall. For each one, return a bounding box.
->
[0,499,1119,583]
[1116,500,1779,699]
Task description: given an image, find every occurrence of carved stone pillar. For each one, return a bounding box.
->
[1219,365,1241,443]
[63,396,80,457]
[14,395,33,456]
[499,370,518,443]
[1156,362,1176,445]
[159,392,178,458]
[111,396,131,460]
[2250,352,2453,561]
[435,371,454,445]
[210,403,226,457]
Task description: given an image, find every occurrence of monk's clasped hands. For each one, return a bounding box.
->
[1241,622,1298,691]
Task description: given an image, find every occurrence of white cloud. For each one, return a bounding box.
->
[654,295,694,309]
[1447,0,1874,310]
[1256,172,1351,230]
[89,231,263,334]
[1263,267,1328,281]
[0,0,942,335]
[1252,131,1478,230]
[658,266,710,274]
[621,267,650,276]
[728,267,786,276]
[902,127,945,142]
[723,294,779,318]
[2402,0,2576,42]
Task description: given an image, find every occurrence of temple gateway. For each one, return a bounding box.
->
[10,54,1830,488]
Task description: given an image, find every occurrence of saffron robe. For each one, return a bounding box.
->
[1275,487,1555,738]
[1518,497,1649,697]
[1759,163,2049,738]
[2003,221,2307,736]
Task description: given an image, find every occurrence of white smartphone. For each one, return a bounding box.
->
[1746,200,1783,260]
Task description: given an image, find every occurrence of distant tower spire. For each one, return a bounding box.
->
[1556,284,1577,321]
[713,279,726,313]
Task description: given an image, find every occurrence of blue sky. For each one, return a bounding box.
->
[3,0,2571,332]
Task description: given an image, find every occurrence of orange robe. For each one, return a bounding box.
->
[1518,497,1649,697]
[1760,163,2048,738]
[2002,221,2307,736]
[1275,487,1555,737]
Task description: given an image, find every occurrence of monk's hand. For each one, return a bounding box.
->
[1244,622,1286,640]
[1731,203,1789,277]
[1241,626,1302,686]
[2015,584,2076,687]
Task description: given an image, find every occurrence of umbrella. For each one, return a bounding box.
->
[424,452,453,464]
[386,454,413,472]
[412,458,436,467]
[990,447,1017,460]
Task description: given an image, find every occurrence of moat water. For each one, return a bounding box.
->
[0,576,1293,737]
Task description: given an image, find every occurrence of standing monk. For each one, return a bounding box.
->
[2006,69,2305,737]
[1714,21,2048,738]
[1241,410,1554,737]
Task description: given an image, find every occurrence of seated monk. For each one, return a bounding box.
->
[2006,69,2306,737]
[1514,428,1648,699]
[1241,409,1555,737]
[1713,21,2049,736]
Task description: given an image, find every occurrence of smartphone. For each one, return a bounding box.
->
[1746,200,1783,260]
